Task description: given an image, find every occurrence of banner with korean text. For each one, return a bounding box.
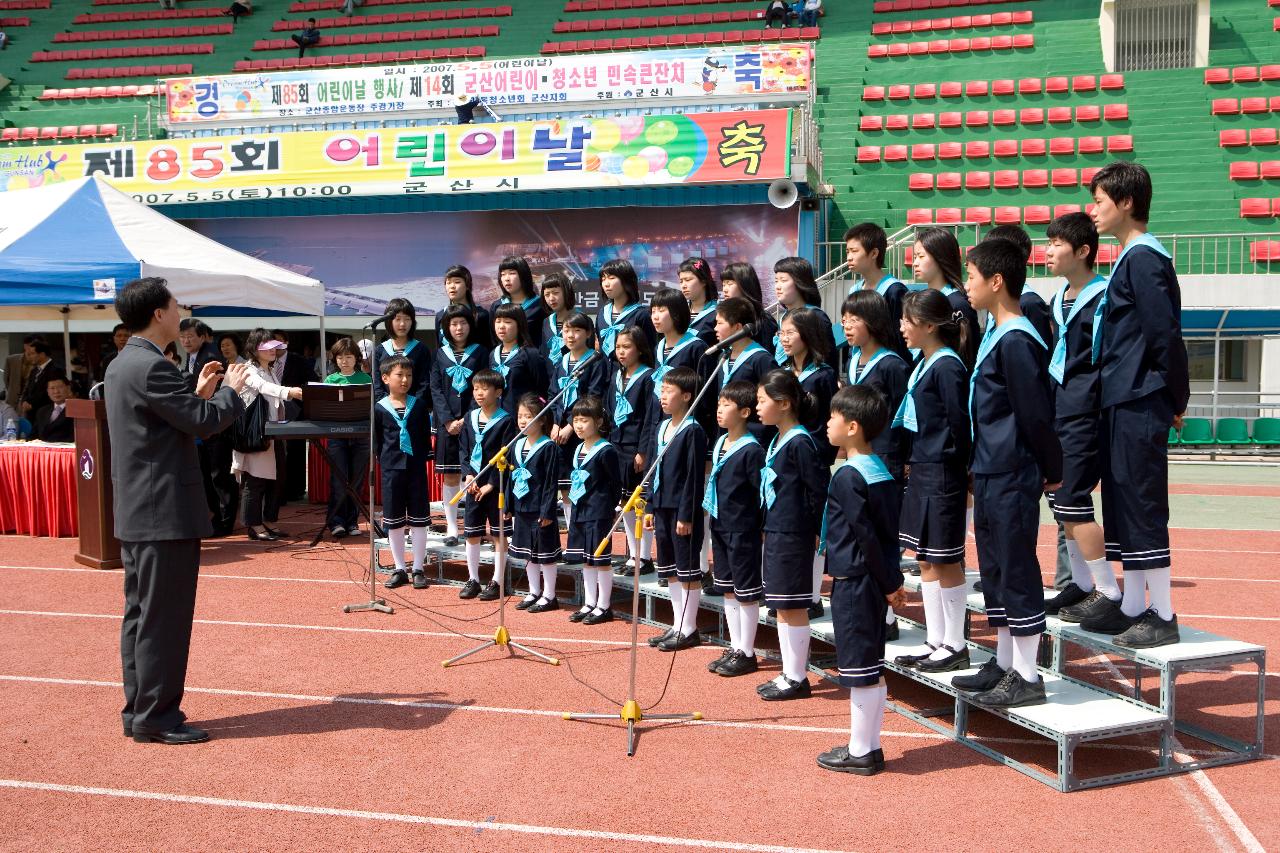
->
[0,109,791,204]
[163,44,812,125]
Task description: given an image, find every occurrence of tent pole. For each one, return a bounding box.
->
[318,311,326,376]
[61,308,72,377]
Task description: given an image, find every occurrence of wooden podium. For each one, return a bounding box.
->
[68,398,121,570]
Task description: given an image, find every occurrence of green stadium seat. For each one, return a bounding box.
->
[1252,418,1280,445]
[1168,427,1180,445]
[1216,418,1252,445]
[1178,418,1215,445]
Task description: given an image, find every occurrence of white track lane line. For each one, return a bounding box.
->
[0,778,857,853]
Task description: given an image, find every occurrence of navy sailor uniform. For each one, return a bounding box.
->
[372,337,431,402]
[373,396,432,529]
[941,284,982,355]
[597,300,657,359]
[606,365,658,497]
[773,305,839,367]
[435,303,494,350]
[490,294,548,348]
[459,406,516,538]
[846,346,910,484]
[703,433,765,602]
[428,342,489,474]
[645,416,707,582]
[689,300,719,348]
[551,349,611,487]
[564,440,622,567]
[490,344,548,416]
[710,341,774,441]
[506,435,563,564]
[793,360,839,465]
[761,426,829,610]
[863,275,913,362]
[539,309,584,367]
[1047,274,1107,524]
[1021,290,1055,349]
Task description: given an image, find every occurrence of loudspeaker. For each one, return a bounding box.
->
[767,179,799,209]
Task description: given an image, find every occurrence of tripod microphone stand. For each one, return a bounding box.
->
[345,319,392,615]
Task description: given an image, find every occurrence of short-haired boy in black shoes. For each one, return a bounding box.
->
[817,386,906,775]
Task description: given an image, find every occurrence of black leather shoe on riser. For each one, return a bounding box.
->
[648,629,676,648]
[915,646,970,673]
[657,631,701,652]
[971,670,1047,709]
[1114,611,1180,648]
[717,651,759,677]
[1080,597,1136,635]
[759,676,812,701]
[951,658,1006,692]
[477,582,501,601]
[384,571,409,589]
[1044,582,1089,615]
[131,723,209,745]
[816,745,881,775]
[708,648,734,673]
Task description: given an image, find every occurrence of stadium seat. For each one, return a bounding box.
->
[1012,33,1033,49]
[1051,168,1078,186]
[1018,77,1041,95]
[965,110,988,127]
[993,139,1019,158]
[1240,198,1272,217]
[991,35,1012,49]
[1217,418,1252,445]
[939,111,962,128]
[1075,105,1101,122]
[909,173,935,190]
[965,171,990,189]
[1262,161,1280,179]
[884,145,908,162]
[965,140,989,158]
[939,81,962,98]
[1178,418,1214,446]
[992,109,1015,126]
[1047,106,1073,124]
[1081,166,1101,184]
[857,146,881,163]
[1021,138,1046,156]
[1204,67,1230,84]
[1050,137,1075,155]
[1103,103,1129,121]
[1019,107,1044,125]
[1053,204,1082,217]
[888,84,911,100]
[1242,97,1268,114]
[965,207,991,224]
[1044,76,1069,94]
[1024,205,1051,224]
[1220,129,1248,147]
[906,209,933,225]
[994,206,1021,224]
[1212,98,1239,115]
[1,128,19,143]
[1230,161,1260,181]
[1232,66,1259,83]
[1072,75,1096,92]
[860,116,884,132]
[1262,65,1280,82]
[965,80,988,97]
[1022,169,1048,187]
[1253,418,1280,445]
[938,142,963,160]
[868,44,888,58]
[1079,136,1104,154]
[992,79,1015,96]
[993,169,1019,188]
[935,208,962,224]
[914,82,937,99]
[913,113,936,130]
[911,144,936,161]
[1100,73,1124,90]
[936,171,961,189]
[862,85,886,102]
[886,114,909,130]
[1106,134,1134,153]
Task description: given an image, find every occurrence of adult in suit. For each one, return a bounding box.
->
[32,375,74,443]
[106,277,248,745]
[98,323,131,381]
[271,329,319,503]
[179,319,239,535]
[18,338,65,418]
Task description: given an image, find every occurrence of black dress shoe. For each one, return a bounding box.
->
[971,669,1047,708]
[518,596,540,612]
[132,723,210,745]
[708,648,735,673]
[893,644,937,667]
[973,579,982,592]
[639,560,655,575]
[657,576,669,587]
[759,675,812,701]
[657,630,701,652]
[648,629,675,647]
[478,581,501,601]
[443,535,459,547]
[701,574,720,596]
[458,579,482,599]
[915,645,970,673]
[807,600,825,619]
[1080,596,1136,635]
[1114,610,1180,648]
[816,744,881,775]
[905,562,921,576]
[1058,589,1111,623]
[583,608,614,625]
[264,525,286,538]
[717,650,759,677]
[1044,582,1089,615]
[384,570,409,589]
[246,527,279,542]
[567,606,590,621]
[951,658,1005,692]
[411,572,430,589]
[885,621,900,642]
[528,597,559,613]
[614,560,633,576]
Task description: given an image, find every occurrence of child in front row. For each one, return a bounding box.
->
[955,238,1062,708]
[704,381,766,678]
[563,395,623,625]
[607,327,658,577]
[645,367,708,652]
[551,313,610,528]
[756,370,830,701]
[458,369,517,601]
[506,393,562,613]
[375,355,433,591]
[429,305,490,546]
[816,385,907,776]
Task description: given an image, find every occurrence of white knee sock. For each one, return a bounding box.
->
[740,602,759,656]
[811,554,825,604]
[595,569,613,612]
[872,682,887,750]
[885,605,896,626]
[441,484,460,537]
[1064,539,1094,592]
[465,541,480,582]
[580,566,597,612]
[540,565,557,602]
[388,527,407,574]
[940,583,968,652]
[1144,567,1174,620]
[1121,570,1148,617]
[678,584,701,637]
[723,596,742,652]
[995,626,1012,669]
[623,509,640,563]
[848,685,879,757]
[561,498,573,530]
[699,517,711,576]
[1011,632,1041,683]
[782,623,810,682]
[410,526,427,575]
[920,579,944,649]
[1089,557,1121,601]
[641,526,654,560]
[668,582,685,634]
[525,563,543,600]
[493,542,506,587]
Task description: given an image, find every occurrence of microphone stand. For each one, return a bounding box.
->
[344,320,393,615]
[440,349,603,669]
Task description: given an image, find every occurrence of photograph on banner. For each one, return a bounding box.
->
[183,205,798,318]
[164,44,812,124]
[0,110,791,202]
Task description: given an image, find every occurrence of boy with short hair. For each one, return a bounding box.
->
[1083,161,1189,648]
[704,380,766,677]
[844,223,912,361]
[1042,213,1121,618]
[985,223,1054,344]
[375,355,434,590]
[459,368,517,601]
[817,385,906,775]
[955,238,1062,708]
[644,366,708,651]
[711,297,774,428]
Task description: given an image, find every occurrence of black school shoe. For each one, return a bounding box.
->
[951,658,1005,692]
[708,648,734,673]
[411,572,430,590]
[893,644,937,668]
[384,570,409,589]
[702,574,720,596]
[517,596,539,611]
[528,597,559,613]
[816,745,884,776]
[970,669,1047,709]
[807,600,824,619]
[567,606,590,621]
[1057,589,1113,624]
[443,535,460,547]
[458,579,482,599]
[759,675,812,701]
[478,581,501,601]
[886,621,900,642]
[717,650,759,677]
[583,608,614,625]
[648,629,675,647]
[657,630,701,652]
[1114,610,1180,648]
[1044,582,1089,615]
[1080,596,1136,635]
[915,645,970,673]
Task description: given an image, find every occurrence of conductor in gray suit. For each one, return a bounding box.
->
[105,277,249,745]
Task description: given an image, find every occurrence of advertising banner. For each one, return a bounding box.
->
[163,44,811,124]
[0,109,791,204]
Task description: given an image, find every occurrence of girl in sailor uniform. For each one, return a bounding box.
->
[438,264,494,349]
[551,313,610,528]
[606,327,658,576]
[490,303,549,416]
[597,258,657,358]
[507,393,563,613]
[678,256,720,347]
[489,256,548,349]
[563,395,623,625]
[372,297,431,402]
[428,304,490,545]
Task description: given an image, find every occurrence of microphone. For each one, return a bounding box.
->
[366,313,395,329]
[569,348,600,377]
[704,322,758,358]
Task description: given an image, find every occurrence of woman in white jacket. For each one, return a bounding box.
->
[234,328,303,542]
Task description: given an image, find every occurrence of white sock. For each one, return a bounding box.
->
[1064,540,1094,592]
[581,565,597,611]
[410,526,427,575]
[1144,567,1174,621]
[740,602,759,656]
[1121,570,1147,618]
[782,623,810,682]
[1011,632,1041,683]
[1089,557,1121,601]
[595,569,613,612]
[995,626,1012,669]
[966,505,974,533]
[699,518,711,577]
[872,682,887,750]
[811,553,825,604]
[540,565,557,602]
[668,582,685,635]
[494,542,506,588]
[623,509,640,562]
[723,596,742,652]
[641,526,654,560]
[885,605,896,626]
[525,563,543,599]
[848,685,878,757]
[678,584,701,637]
[441,484,460,536]
[939,583,967,653]
[920,579,944,648]
[388,527,407,574]
[561,498,573,530]
[465,541,480,582]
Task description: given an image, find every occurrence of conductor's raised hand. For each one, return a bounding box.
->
[194,361,224,399]
[223,361,250,394]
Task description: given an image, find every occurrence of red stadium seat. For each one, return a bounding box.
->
[993,169,1019,188]
[1051,168,1078,187]
[1233,66,1260,83]
[1078,136,1104,154]
[911,144,936,161]
[1012,33,1033,49]
[1203,67,1229,84]
[1072,75,1096,92]
[1106,134,1133,153]
[965,140,989,158]
[965,110,989,127]
[1241,97,1268,115]
[939,81,962,98]
[863,85,885,102]
[938,142,963,160]
[965,207,992,224]
[906,208,933,225]
[1045,76,1068,93]
[994,206,1021,224]
[1019,107,1044,125]
[888,84,911,100]
[1250,241,1280,262]
[1024,205,1051,224]
[1021,138,1046,156]
[1018,77,1042,95]
[1211,98,1239,115]
[1100,73,1124,90]
[965,80,987,97]
[935,208,962,224]
[936,171,961,189]
[857,146,882,163]
[914,82,937,99]
[860,116,883,131]
[1022,169,1048,187]
[909,173,935,190]
[1103,103,1129,121]
[939,111,962,128]
[1047,106,1073,124]
[1049,137,1075,155]
[1261,161,1280,180]
[1081,166,1101,184]
[991,35,1012,49]
[1252,128,1280,146]
[1262,65,1280,81]
[886,114,909,130]
[992,79,1015,96]
[1230,161,1260,181]
[992,139,1019,158]
[965,171,990,190]
[992,109,1015,126]
[884,145,908,162]
[1053,204,1083,218]
[913,113,936,130]
[1075,105,1101,122]
[1240,198,1272,218]
[1220,129,1248,147]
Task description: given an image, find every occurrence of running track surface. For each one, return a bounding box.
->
[0,499,1276,852]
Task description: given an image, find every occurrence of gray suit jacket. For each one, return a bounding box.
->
[105,337,244,541]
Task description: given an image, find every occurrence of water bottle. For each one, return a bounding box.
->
[3,419,16,442]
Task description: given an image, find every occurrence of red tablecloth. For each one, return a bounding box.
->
[306,441,440,504]
[0,443,78,537]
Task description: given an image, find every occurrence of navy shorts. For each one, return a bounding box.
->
[381,463,429,529]
[973,467,1048,637]
[898,461,967,564]
[653,507,704,582]
[1101,391,1174,570]
[433,423,462,475]
[463,488,511,539]
[508,512,562,564]
[1050,412,1101,523]
[565,517,615,568]
[830,574,888,687]
[710,524,763,602]
[763,530,815,610]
